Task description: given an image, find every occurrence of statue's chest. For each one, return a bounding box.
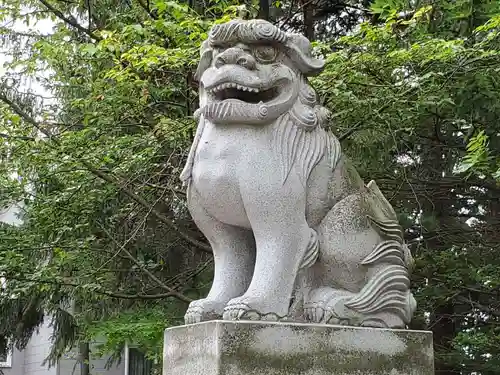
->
[192,123,269,174]
[195,132,238,166]
[190,124,268,225]
[191,143,238,194]
[192,125,244,183]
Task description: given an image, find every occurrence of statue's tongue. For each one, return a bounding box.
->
[201,101,270,125]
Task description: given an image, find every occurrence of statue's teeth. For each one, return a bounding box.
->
[212,83,260,93]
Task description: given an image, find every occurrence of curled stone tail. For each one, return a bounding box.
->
[362,240,407,267]
[368,216,404,244]
[344,265,413,323]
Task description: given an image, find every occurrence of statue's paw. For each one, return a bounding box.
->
[184,299,224,324]
[223,296,287,322]
[323,296,362,326]
[360,318,388,328]
[222,302,261,321]
[305,289,364,326]
[313,296,405,328]
[305,302,350,325]
[325,314,350,326]
[184,305,204,324]
[304,301,326,323]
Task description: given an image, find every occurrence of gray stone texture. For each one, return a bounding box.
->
[181,18,417,329]
[163,321,434,375]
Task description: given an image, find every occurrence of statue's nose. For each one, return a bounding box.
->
[214,48,256,70]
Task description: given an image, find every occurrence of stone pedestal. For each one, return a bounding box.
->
[163,321,434,375]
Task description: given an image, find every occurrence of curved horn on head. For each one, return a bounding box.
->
[285,34,325,76]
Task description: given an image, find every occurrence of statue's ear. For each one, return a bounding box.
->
[285,34,325,76]
[194,40,213,82]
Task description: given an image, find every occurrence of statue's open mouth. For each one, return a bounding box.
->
[199,65,297,124]
[208,83,280,104]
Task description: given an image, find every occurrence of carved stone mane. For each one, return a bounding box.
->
[181,19,416,329]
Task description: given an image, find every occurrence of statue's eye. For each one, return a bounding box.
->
[253,45,278,63]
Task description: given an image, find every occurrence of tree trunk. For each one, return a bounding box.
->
[74,301,90,375]
[430,303,458,375]
[302,0,315,40]
[258,0,270,21]
[420,124,460,375]
[79,341,90,375]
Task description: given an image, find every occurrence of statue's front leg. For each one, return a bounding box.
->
[223,177,312,321]
[185,186,256,324]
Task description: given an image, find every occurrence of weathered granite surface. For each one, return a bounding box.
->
[163,321,434,375]
[181,18,416,328]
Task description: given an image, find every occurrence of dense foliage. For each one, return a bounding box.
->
[0,0,499,374]
[315,4,500,373]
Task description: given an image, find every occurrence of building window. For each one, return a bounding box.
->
[0,336,12,368]
[126,346,153,375]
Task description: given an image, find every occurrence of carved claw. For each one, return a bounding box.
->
[315,307,325,322]
[305,292,367,326]
[184,305,204,324]
[223,302,261,321]
[223,302,287,322]
[304,301,326,323]
[184,299,224,324]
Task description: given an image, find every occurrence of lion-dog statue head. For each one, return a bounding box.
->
[195,19,330,128]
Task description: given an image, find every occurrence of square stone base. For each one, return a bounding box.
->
[163,320,433,375]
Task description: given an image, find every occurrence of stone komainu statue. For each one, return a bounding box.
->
[180,19,416,328]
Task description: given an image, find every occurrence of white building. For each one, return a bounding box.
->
[0,206,153,375]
